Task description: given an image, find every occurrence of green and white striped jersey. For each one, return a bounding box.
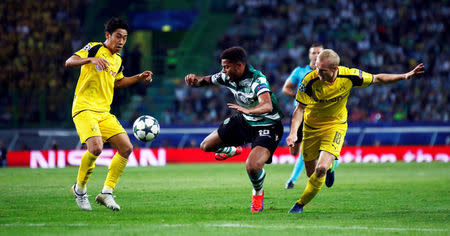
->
[211,65,284,126]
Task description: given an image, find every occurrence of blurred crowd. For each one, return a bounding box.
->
[0,0,86,126]
[171,0,449,124]
[1,0,448,128]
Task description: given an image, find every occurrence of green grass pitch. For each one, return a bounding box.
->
[0,162,449,235]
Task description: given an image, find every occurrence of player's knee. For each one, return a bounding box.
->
[89,147,102,156]
[246,160,263,175]
[315,165,327,178]
[200,141,213,152]
[199,141,207,151]
[246,163,260,175]
[119,145,133,158]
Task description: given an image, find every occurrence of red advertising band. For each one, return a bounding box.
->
[6,146,450,168]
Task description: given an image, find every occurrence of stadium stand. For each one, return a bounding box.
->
[0,0,87,128]
[170,0,449,125]
[1,0,449,150]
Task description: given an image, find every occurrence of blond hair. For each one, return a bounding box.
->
[318,49,340,68]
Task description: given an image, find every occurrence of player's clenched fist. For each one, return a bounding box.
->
[286,134,297,148]
[139,71,153,82]
[185,74,198,86]
[90,57,110,70]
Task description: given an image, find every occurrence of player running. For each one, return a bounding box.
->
[286,49,424,213]
[185,46,284,212]
[282,43,337,190]
[65,17,153,211]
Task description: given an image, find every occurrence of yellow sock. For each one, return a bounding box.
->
[76,151,99,188]
[103,152,128,192]
[297,172,326,206]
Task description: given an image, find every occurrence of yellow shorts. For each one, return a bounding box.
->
[301,123,347,162]
[73,110,126,143]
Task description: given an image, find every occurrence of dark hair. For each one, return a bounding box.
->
[220,46,247,64]
[310,43,323,48]
[105,17,129,34]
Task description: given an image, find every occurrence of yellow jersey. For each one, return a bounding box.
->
[296,66,373,127]
[72,42,124,116]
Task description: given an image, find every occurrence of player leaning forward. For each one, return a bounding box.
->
[185,46,284,212]
[65,18,153,211]
[286,49,424,213]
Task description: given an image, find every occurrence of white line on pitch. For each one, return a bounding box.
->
[2,223,447,232]
[2,223,89,227]
[169,223,448,232]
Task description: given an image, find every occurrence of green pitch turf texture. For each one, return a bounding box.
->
[0,162,449,235]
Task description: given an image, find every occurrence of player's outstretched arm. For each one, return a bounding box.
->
[184,74,212,87]
[65,55,109,70]
[373,63,425,85]
[286,103,305,147]
[227,92,273,115]
[115,71,153,88]
[282,80,297,97]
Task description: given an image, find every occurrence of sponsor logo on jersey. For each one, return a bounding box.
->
[313,95,344,103]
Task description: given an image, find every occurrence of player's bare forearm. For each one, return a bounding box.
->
[282,81,297,97]
[115,76,138,88]
[290,105,304,136]
[373,73,407,84]
[286,104,304,146]
[228,92,273,115]
[65,55,110,71]
[115,71,153,88]
[249,102,273,114]
[373,63,425,84]
[282,88,296,97]
[185,74,212,87]
[251,92,273,114]
[228,102,272,115]
[65,55,90,67]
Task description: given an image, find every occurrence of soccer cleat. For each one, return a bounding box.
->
[325,159,337,188]
[71,184,92,211]
[285,180,295,189]
[288,202,304,213]
[214,146,243,161]
[251,191,264,213]
[95,193,120,211]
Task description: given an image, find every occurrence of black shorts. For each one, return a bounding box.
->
[295,120,304,144]
[217,113,284,164]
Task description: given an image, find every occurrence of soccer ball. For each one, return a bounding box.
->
[132,115,160,142]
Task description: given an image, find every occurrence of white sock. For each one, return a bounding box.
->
[252,188,264,196]
[75,184,87,195]
[102,186,113,194]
